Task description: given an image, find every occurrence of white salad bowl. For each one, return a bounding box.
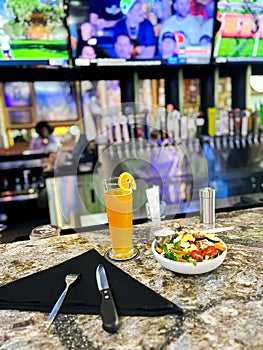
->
[151,238,227,275]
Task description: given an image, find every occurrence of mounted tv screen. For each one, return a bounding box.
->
[214,0,263,63]
[0,0,69,66]
[68,0,215,66]
[34,81,79,122]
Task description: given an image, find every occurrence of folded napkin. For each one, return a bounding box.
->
[0,249,183,317]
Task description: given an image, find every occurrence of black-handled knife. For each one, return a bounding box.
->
[96,264,119,333]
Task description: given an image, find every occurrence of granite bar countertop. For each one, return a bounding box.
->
[0,207,262,350]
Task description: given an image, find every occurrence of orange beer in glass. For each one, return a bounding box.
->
[104,177,136,260]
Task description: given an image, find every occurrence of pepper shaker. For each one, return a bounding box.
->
[199,187,215,227]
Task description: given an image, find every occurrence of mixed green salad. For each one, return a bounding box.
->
[154,228,226,266]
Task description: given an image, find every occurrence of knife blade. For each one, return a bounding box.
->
[96,264,119,333]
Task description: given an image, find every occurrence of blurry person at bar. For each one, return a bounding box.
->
[158,0,201,48]
[30,121,60,153]
[112,33,134,58]
[154,31,178,59]
[114,0,156,59]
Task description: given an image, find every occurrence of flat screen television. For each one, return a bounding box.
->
[68,0,216,66]
[34,81,79,122]
[0,0,70,66]
[214,0,263,63]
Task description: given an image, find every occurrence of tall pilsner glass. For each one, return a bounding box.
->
[103,179,138,261]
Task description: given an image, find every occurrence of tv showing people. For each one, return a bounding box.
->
[68,0,216,66]
[214,0,263,63]
[0,0,69,66]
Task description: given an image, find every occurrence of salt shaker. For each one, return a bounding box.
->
[199,187,215,226]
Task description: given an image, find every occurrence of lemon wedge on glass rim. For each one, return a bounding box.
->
[118,172,137,191]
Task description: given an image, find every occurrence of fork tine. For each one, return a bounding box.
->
[66,274,79,283]
[67,273,79,279]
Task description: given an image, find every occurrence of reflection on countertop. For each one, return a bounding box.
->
[0,207,262,350]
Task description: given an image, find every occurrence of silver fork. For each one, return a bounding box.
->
[45,273,80,329]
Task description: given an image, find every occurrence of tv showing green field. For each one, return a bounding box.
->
[0,0,69,66]
[214,0,263,63]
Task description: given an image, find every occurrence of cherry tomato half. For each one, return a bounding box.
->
[190,250,204,262]
[202,246,217,257]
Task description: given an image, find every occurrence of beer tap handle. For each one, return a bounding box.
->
[174,110,181,144]
[196,137,201,153]
[116,144,122,159]
[229,135,234,149]
[241,110,249,138]
[128,116,135,139]
[253,134,259,144]
[222,135,228,149]
[120,115,130,142]
[259,126,263,143]
[104,117,114,145]
[209,136,215,149]
[235,136,241,149]
[228,111,235,136]
[143,109,150,140]
[112,116,122,143]
[241,136,247,148]
[215,136,221,150]
[124,143,130,158]
[180,115,188,141]
[234,108,241,136]
[247,133,253,146]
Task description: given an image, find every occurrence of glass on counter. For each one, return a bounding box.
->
[103,174,138,261]
[29,224,61,240]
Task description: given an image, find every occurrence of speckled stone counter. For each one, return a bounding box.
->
[0,207,262,350]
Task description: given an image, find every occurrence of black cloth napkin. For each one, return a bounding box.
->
[0,249,183,317]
